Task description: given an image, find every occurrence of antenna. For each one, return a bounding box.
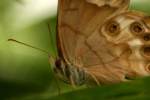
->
[8,38,50,55]
[8,21,61,95]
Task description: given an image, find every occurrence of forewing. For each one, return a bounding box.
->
[57,0,130,66]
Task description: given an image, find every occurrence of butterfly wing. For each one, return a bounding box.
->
[57,0,130,64]
[86,11,150,84]
[57,0,131,85]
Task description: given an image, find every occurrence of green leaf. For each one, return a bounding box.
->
[8,77,150,100]
[50,77,150,100]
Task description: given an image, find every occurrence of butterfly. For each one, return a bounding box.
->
[54,0,150,86]
[8,0,150,86]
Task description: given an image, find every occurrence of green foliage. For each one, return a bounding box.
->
[6,77,150,100]
[1,0,150,100]
[50,77,150,100]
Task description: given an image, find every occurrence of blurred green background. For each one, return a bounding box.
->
[0,0,150,100]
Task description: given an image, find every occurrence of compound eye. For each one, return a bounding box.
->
[55,59,62,70]
[130,22,144,35]
[105,21,120,36]
[141,45,150,59]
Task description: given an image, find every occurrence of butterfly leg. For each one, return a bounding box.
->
[85,71,101,85]
[69,75,76,88]
[63,63,86,86]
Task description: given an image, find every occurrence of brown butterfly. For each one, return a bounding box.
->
[55,0,150,85]
[8,0,150,86]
